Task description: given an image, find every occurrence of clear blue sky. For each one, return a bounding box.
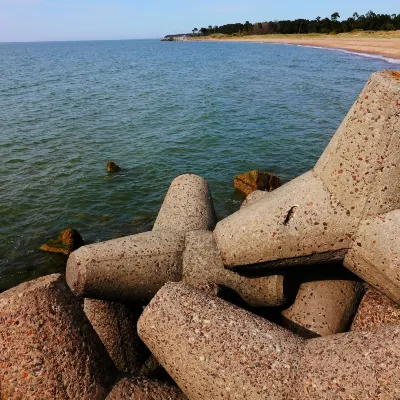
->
[0,0,398,42]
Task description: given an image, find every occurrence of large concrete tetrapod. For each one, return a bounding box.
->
[281,279,363,337]
[66,174,215,302]
[138,282,400,400]
[106,378,187,400]
[344,209,400,304]
[214,70,400,270]
[84,298,149,373]
[351,287,400,332]
[153,173,217,233]
[183,230,290,307]
[0,274,115,399]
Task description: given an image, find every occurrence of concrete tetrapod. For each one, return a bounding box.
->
[66,230,185,302]
[0,274,115,399]
[281,279,363,337]
[344,209,400,304]
[106,378,187,400]
[84,299,149,373]
[183,230,290,307]
[138,282,400,400]
[153,174,216,233]
[66,173,216,303]
[214,70,400,270]
[351,287,400,332]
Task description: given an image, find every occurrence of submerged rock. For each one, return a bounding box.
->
[40,228,84,255]
[233,169,281,197]
[107,161,121,173]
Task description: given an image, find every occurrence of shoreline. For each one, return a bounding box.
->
[190,35,400,61]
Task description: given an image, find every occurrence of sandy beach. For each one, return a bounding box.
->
[191,34,400,60]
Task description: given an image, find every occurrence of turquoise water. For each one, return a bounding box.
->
[0,39,398,291]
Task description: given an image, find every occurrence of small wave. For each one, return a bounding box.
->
[295,44,400,65]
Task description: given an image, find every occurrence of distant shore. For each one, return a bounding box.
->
[189,32,400,61]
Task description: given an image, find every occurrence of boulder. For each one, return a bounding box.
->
[351,287,400,332]
[40,228,84,255]
[106,161,121,172]
[138,282,400,400]
[84,298,149,373]
[233,170,281,197]
[0,274,116,399]
[106,378,187,399]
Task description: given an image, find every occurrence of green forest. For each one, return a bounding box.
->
[192,11,400,36]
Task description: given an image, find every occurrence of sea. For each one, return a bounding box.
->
[0,39,398,292]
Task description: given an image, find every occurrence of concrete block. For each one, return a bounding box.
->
[106,378,187,400]
[84,298,149,373]
[240,190,269,209]
[138,282,400,400]
[281,279,363,337]
[153,174,216,233]
[66,229,184,302]
[351,287,400,332]
[138,282,304,400]
[344,210,400,303]
[0,274,115,400]
[213,71,400,270]
[214,171,356,268]
[183,230,290,307]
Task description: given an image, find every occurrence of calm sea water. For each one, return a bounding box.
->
[0,39,398,291]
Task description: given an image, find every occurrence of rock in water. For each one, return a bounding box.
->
[233,170,281,197]
[40,228,84,255]
[107,161,121,172]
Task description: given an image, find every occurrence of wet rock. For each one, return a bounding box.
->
[106,378,187,400]
[107,161,121,172]
[0,274,116,399]
[84,298,149,373]
[233,170,281,197]
[40,228,84,255]
[351,287,400,332]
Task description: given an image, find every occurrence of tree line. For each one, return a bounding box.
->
[192,11,400,36]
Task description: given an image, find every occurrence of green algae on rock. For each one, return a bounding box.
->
[40,228,84,255]
[107,161,121,173]
[233,170,281,197]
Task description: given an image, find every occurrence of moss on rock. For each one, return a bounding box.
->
[234,170,281,197]
[40,228,84,255]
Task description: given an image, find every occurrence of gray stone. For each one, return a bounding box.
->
[240,190,269,209]
[0,274,115,399]
[281,279,363,337]
[153,174,216,233]
[213,71,400,270]
[138,282,400,399]
[84,298,149,373]
[183,230,289,307]
[66,230,184,302]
